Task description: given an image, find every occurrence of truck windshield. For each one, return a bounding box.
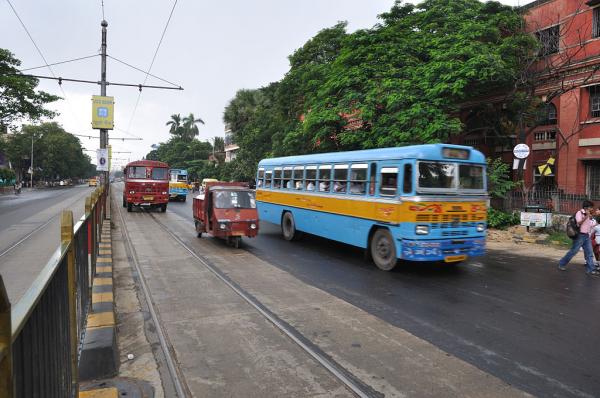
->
[214,191,256,209]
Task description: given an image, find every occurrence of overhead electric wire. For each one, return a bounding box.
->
[19,54,99,72]
[6,0,84,127]
[126,0,179,133]
[107,55,180,88]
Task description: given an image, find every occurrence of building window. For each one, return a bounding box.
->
[546,103,557,124]
[587,162,600,198]
[534,164,555,188]
[590,85,600,118]
[536,25,559,56]
[464,135,484,147]
[594,7,600,38]
[534,131,556,141]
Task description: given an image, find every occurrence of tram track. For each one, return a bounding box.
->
[0,188,92,258]
[141,209,376,398]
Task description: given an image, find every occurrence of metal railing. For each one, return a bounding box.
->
[492,187,600,215]
[0,185,108,398]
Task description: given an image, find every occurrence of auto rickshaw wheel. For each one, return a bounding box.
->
[281,212,300,241]
[370,228,397,271]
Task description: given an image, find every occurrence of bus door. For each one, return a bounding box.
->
[375,162,400,223]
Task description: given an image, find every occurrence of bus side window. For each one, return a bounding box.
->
[318,165,331,192]
[403,164,413,194]
[265,170,272,188]
[257,168,265,188]
[283,167,292,189]
[350,164,367,195]
[306,166,317,191]
[333,165,348,193]
[274,168,282,189]
[380,167,398,196]
[369,163,376,195]
[293,166,304,190]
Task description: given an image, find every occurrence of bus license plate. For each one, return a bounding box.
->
[444,255,466,263]
[143,195,154,201]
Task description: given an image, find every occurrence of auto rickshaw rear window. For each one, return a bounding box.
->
[214,191,256,209]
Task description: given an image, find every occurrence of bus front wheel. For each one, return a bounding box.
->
[370,229,397,271]
[281,212,299,241]
[127,203,132,212]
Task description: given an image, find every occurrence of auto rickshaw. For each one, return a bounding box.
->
[192,182,259,248]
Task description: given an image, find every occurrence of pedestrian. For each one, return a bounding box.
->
[591,209,600,269]
[558,200,600,276]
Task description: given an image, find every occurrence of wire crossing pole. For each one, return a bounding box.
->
[100,20,108,187]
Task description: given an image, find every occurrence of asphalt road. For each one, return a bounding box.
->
[0,185,93,302]
[152,190,598,398]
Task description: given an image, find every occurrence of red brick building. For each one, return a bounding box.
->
[461,0,600,197]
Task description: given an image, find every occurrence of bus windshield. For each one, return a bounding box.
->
[418,162,485,192]
[214,191,256,209]
[152,168,168,180]
[128,166,147,179]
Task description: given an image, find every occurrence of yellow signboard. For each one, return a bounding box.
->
[91,95,114,129]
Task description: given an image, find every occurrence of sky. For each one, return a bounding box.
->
[1,0,526,169]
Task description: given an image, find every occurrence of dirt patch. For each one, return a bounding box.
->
[487,226,567,260]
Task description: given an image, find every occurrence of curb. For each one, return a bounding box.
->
[79,220,119,381]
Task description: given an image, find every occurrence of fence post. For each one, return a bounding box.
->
[61,211,79,397]
[0,276,13,398]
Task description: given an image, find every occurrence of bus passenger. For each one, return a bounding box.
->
[307,181,315,191]
[350,182,365,194]
[334,181,346,192]
[295,181,303,190]
[286,180,293,189]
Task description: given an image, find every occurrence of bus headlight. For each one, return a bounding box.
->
[219,223,227,230]
[129,190,135,194]
[415,225,429,235]
[476,223,486,232]
[250,223,257,230]
[162,191,168,195]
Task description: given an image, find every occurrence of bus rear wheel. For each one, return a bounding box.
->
[370,229,397,271]
[281,212,299,241]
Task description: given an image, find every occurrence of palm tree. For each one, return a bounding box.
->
[182,113,205,141]
[166,114,183,138]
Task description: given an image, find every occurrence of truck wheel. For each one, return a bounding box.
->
[281,212,299,241]
[370,229,397,271]
[233,236,241,249]
[127,203,132,212]
[195,221,203,238]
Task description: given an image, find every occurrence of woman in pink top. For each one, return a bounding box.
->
[558,200,600,276]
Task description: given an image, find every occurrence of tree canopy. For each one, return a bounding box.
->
[0,122,95,182]
[0,48,60,128]
[221,0,536,181]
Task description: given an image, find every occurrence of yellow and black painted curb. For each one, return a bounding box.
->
[79,220,119,382]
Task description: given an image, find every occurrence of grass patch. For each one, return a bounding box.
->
[545,231,572,248]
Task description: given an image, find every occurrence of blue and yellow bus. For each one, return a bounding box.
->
[169,169,190,202]
[256,144,487,270]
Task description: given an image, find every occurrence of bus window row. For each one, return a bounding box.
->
[257,163,413,197]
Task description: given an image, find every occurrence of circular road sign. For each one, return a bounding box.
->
[99,157,106,165]
[513,143,530,159]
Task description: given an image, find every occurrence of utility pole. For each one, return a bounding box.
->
[30,134,33,188]
[100,20,108,186]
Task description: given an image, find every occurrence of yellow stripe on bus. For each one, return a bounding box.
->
[256,190,486,223]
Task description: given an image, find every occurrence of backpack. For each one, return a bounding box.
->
[566,212,580,239]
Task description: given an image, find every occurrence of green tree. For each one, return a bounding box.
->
[181,113,205,141]
[166,113,183,138]
[0,48,60,128]
[487,158,519,198]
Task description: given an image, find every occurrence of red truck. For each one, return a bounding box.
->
[122,160,170,212]
[193,182,259,248]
